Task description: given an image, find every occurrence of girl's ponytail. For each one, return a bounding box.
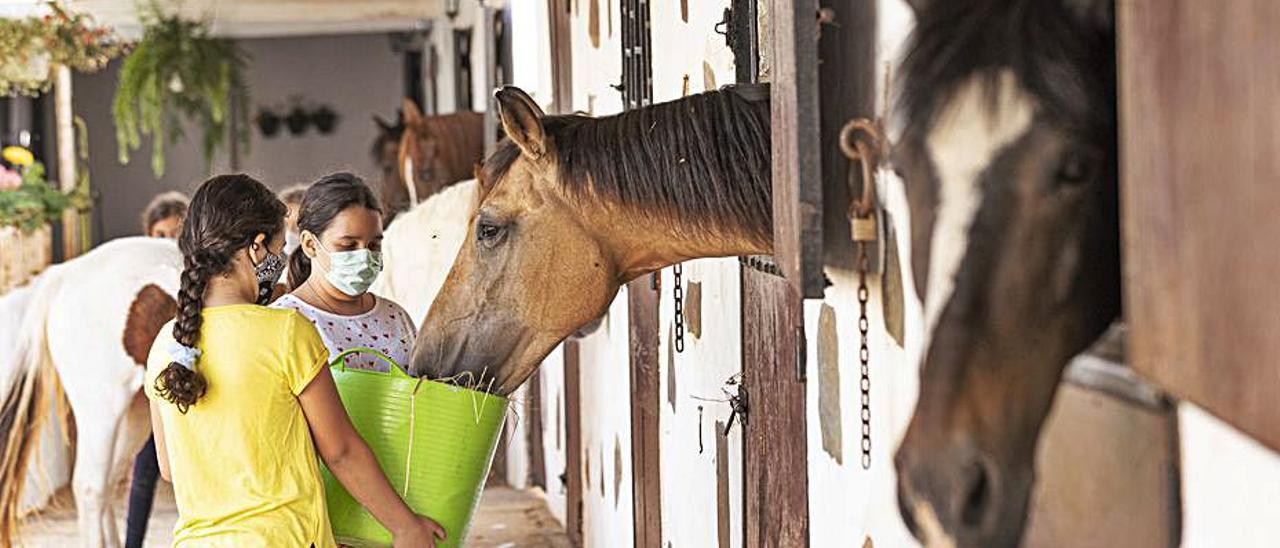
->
[154,258,215,413]
[287,245,311,290]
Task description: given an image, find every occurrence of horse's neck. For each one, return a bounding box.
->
[596,207,773,282]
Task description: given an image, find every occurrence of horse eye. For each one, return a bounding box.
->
[1055,149,1097,186]
[477,222,506,247]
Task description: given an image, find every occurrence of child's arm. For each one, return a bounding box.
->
[298,368,447,547]
[149,400,172,482]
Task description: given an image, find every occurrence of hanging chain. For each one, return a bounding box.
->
[840,118,884,471]
[857,246,872,470]
[673,262,685,353]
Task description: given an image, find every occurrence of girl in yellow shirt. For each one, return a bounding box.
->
[146,174,445,547]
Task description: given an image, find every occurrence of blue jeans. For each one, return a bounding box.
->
[124,435,159,548]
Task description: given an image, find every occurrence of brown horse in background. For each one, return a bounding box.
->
[379,100,485,224]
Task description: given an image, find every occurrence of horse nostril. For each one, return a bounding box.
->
[959,459,992,529]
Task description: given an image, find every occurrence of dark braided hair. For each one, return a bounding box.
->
[287,173,382,290]
[154,174,287,413]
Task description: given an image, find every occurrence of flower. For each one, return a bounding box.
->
[0,167,21,191]
[2,146,34,167]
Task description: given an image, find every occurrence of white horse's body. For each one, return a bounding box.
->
[373,179,478,326]
[0,281,72,514]
[1,237,182,547]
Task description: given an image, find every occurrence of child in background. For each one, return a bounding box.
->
[146,174,444,547]
[140,191,189,239]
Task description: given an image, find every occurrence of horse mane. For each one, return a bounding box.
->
[483,86,772,242]
[898,0,1115,140]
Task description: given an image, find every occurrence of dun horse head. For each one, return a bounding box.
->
[411,86,772,394]
[893,0,1119,546]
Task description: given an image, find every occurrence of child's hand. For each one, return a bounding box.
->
[392,515,447,547]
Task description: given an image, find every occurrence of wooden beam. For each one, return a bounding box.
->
[769,0,824,298]
[564,341,584,545]
[628,278,662,548]
[1119,0,1280,451]
[740,267,809,546]
[528,368,547,489]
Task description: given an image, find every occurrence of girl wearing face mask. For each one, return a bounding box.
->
[146,174,445,547]
[273,173,414,372]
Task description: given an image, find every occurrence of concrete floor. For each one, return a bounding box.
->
[18,483,568,547]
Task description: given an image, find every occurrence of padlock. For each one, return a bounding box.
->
[851,212,878,242]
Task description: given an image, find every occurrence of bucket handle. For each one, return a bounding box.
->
[328,347,414,379]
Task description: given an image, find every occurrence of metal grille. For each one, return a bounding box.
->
[620,0,653,108]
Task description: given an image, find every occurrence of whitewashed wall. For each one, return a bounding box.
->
[536,345,570,526]
[1180,404,1280,546]
[576,291,637,545]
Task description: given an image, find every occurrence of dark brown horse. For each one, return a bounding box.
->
[892,0,1119,546]
[380,100,486,223]
[410,85,772,395]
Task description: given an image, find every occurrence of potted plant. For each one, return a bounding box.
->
[256,107,282,138]
[112,3,251,177]
[310,106,339,135]
[0,146,88,232]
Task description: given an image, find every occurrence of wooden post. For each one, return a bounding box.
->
[769,0,824,299]
[740,268,809,547]
[54,66,83,259]
[628,278,662,548]
[527,368,547,489]
[564,341,584,546]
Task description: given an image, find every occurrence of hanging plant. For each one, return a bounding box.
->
[112,3,250,177]
[0,2,124,96]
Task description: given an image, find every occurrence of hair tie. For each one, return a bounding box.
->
[168,342,202,370]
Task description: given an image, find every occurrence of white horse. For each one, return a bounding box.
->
[0,279,73,517]
[373,178,479,326]
[0,237,182,547]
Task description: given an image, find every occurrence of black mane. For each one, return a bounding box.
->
[483,86,773,241]
[898,0,1115,139]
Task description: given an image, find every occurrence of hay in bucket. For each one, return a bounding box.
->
[321,347,508,547]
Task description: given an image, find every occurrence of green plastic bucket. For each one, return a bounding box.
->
[321,348,508,547]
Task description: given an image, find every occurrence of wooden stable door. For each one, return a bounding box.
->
[1120,0,1280,451]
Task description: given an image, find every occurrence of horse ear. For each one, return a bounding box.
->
[402,98,424,125]
[495,86,547,160]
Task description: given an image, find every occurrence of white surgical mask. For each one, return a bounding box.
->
[316,241,383,296]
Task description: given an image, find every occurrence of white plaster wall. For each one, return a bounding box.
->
[657,259,746,548]
[1180,404,1280,546]
[569,0,622,116]
[576,289,637,546]
[504,383,532,490]
[538,344,570,526]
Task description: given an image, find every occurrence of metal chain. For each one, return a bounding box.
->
[858,244,872,470]
[673,262,685,353]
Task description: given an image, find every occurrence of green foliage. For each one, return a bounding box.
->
[0,162,89,232]
[112,3,250,178]
[0,2,124,96]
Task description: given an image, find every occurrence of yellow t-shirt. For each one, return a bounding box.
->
[145,304,336,548]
